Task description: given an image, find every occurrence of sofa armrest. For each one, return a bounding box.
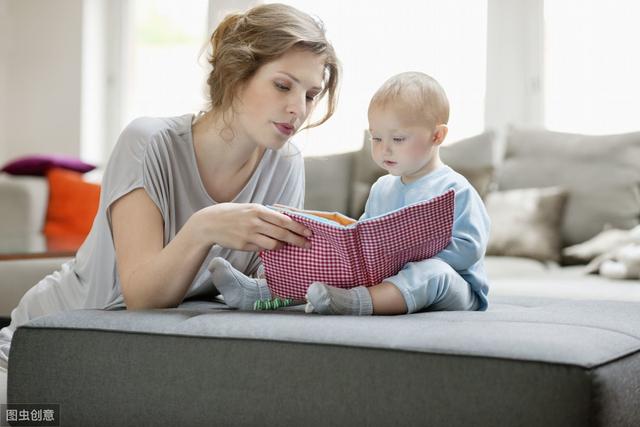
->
[0,174,48,235]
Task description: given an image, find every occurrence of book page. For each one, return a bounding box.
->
[272,205,357,227]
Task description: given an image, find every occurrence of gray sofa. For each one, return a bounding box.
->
[2,126,640,425]
[8,297,640,426]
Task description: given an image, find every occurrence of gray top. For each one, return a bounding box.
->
[72,114,305,309]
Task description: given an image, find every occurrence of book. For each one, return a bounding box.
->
[259,189,455,300]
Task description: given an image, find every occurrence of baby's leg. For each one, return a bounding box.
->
[389,258,479,313]
[208,258,271,310]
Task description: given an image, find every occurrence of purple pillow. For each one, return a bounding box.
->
[0,154,96,176]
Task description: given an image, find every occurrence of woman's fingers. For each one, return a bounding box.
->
[250,234,284,252]
[257,208,312,247]
[257,220,311,249]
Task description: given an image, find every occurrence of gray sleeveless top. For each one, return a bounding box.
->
[71,114,305,309]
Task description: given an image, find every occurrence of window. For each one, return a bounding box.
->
[121,0,210,127]
[544,0,640,134]
[266,0,488,155]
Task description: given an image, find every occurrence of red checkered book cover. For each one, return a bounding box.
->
[259,190,455,300]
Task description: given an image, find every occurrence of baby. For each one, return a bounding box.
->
[209,72,490,315]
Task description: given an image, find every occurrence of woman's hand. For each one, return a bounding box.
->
[192,203,312,251]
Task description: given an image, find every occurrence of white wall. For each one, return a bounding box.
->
[1,0,83,166]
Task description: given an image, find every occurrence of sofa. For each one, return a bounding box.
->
[2,126,640,425]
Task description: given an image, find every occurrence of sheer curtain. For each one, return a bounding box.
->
[266,0,488,155]
[121,0,210,127]
[544,0,640,134]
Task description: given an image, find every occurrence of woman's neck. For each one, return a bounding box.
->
[192,110,265,202]
[192,110,264,176]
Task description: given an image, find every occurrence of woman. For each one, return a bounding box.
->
[0,3,339,403]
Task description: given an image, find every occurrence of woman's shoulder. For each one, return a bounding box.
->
[119,114,192,144]
[110,114,193,162]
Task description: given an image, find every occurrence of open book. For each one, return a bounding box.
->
[259,189,455,299]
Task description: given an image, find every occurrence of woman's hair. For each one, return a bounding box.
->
[207,3,339,129]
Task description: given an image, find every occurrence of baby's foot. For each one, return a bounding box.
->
[305,282,373,315]
[209,258,270,310]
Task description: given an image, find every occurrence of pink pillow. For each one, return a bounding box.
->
[1,154,96,176]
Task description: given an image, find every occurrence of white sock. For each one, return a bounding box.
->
[305,282,373,316]
[209,258,271,310]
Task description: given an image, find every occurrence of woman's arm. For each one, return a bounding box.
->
[111,188,311,309]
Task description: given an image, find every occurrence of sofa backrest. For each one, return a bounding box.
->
[496,126,640,246]
[303,130,498,219]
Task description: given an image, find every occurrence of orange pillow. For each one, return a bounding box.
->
[44,168,101,238]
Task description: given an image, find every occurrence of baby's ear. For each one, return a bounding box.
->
[432,124,448,145]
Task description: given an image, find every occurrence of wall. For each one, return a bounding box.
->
[0,0,8,164]
[1,0,83,165]
[485,0,544,131]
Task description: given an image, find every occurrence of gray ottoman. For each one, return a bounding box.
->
[7,296,640,426]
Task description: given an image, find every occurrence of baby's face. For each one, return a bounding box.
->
[368,106,441,184]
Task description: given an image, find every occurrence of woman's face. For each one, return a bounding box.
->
[233,48,326,150]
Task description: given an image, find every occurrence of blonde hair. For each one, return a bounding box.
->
[207,3,339,129]
[369,72,449,128]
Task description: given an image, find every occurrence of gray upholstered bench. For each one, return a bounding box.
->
[7,296,640,426]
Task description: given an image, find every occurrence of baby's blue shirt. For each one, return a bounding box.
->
[360,165,490,310]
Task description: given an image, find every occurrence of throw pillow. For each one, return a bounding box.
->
[485,187,568,262]
[1,154,96,176]
[43,168,101,239]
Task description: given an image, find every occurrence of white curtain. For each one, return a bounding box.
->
[266,0,488,155]
[544,0,640,134]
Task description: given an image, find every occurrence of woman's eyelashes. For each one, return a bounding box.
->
[274,81,318,102]
[274,81,290,92]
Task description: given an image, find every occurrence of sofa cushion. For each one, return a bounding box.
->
[497,127,640,246]
[8,296,640,426]
[486,259,640,302]
[485,187,568,262]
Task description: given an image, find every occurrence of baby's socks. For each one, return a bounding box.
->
[209,258,271,310]
[305,282,373,315]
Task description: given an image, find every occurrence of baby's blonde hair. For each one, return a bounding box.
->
[207,3,339,129]
[369,72,449,128]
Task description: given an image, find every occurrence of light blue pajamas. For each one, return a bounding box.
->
[361,165,490,312]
